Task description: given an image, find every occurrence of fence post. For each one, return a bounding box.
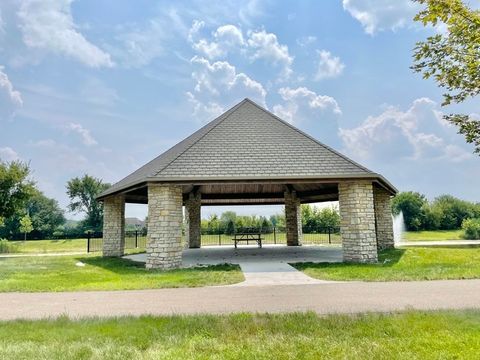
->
[218,232,221,246]
[135,230,138,248]
[328,228,331,244]
[273,227,276,244]
[87,232,91,253]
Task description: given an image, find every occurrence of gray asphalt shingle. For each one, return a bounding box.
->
[99,98,385,198]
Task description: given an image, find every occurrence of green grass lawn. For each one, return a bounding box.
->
[294,247,480,281]
[10,238,88,253]
[0,311,479,359]
[403,230,464,241]
[0,255,243,292]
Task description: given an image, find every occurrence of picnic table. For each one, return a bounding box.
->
[232,232,263,249]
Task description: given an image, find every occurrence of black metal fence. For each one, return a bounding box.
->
[85,227,341,252]
[200,227,341,246]
[87,230,147,253]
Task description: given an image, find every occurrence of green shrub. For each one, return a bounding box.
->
[462,218,480,240]
[0,239,18,253]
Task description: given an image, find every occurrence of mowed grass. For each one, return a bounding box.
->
[403,230,465,241]
[10,238,88,253]
[294,247,480,281]
[1,311,479,359]
[7,237,148,254]
[0,255,243,292]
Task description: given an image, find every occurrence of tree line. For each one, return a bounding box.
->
[200,206,340,235]
[392,192,480,232]
[0,160,109,240]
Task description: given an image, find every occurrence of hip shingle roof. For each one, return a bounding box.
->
[98,98,395,198]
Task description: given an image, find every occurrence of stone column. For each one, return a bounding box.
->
[285,189,302,246]
[146,184,183,270]
[374,186,395,250]
[102,195,125,257]
[338,181,378,263]
[185,192,201,249]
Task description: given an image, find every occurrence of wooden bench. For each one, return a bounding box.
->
[232,232,263,249]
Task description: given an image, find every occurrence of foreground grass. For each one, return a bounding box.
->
[294,247,480,281]
[0,255,243,292]
[0,311,479,359]
[403,230,464,241]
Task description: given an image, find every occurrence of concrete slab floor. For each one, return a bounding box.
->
[124,245,343,286]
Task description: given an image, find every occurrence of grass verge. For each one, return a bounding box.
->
[0,255,243,292]
[403,230,464,241]
[0,311,479,359]
[293,247,480,281]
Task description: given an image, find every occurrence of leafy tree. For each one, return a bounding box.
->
[66,175,110,232]
[412,0,480,153]
[392,192,428,231]
[19,214,33,241]
[430,194,476,229]
[225,219,236,235]
[220,211,237,233]
[0,160,35,225]
[318,208,341,229]
[27,190,66,238]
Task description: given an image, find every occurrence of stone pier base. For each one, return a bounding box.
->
[102,195,125,257]
[339,181,378,263]
[185,192,201,249]
[374,186,395,250]
[146,185,183,270]
[285,189,302,246]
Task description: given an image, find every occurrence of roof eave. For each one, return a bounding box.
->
[96,173,397,201]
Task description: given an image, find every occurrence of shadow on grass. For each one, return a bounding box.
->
[293,248,406,271]
[77,255,240,275]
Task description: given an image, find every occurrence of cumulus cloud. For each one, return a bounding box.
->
[17,0,113,67]
[273,86,342,124]
[342,0,419,35]
[0,66,23,120]
[315,50,345,80]
[187,56,266,122]
[66,122,97,146]
[339,98,472,162]
[190,23,245,59]
[0,147,20,162]
[247,29,294,79]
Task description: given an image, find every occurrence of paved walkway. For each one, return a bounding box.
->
[1,279,480,320]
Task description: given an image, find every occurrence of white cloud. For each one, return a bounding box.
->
[0,66,23,120]
[273,86,342,124]
[247,29,293,79]
[190,23,245,59]
[115,18,167,67]
[315,50,345,80]
[17,0,114,67]
[342,0,419,35]
[0,147,20,162]
[66,122,97,146]
[187,56,266,122]
[339,98,472,162]
[188,19,205,42]
[296,36,316,47]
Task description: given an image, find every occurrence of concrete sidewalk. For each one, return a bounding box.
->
[1,279,480,320]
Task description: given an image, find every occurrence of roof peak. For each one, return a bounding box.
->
[98,98,395,199]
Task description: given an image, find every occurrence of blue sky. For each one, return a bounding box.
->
[0,0,479,220]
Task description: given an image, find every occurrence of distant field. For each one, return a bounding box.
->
[403,230,464,241]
